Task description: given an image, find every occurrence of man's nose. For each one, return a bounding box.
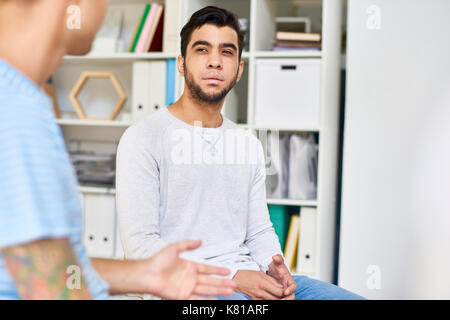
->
[207,52,222,69]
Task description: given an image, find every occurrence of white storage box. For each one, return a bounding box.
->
[254,59,321,129]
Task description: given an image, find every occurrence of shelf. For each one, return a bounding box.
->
[64,52,179,62]
[254,51,322,59]
[267,198,317,207]
[64,51,251,62]
[236,123,249,129]
[253,125,320,133]
[62,51,318,62]
[57,118,132,127]
[78,186,116,195]
[78,186,316,208]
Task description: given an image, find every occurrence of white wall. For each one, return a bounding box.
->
[338,0,450,299]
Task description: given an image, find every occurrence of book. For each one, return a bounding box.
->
[129,4,151,53]
[273,46,321,51]
[147,5,164,52]
[127,14,141,52]
[163,0,180,52]
[283,214,300,271]
[276,31,321,42]
[274,40,321,48]
[143,3,161,52]
[136,3,158,53]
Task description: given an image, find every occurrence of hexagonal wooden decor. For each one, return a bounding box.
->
[69,71,127,121]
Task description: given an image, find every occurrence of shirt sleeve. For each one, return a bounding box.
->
[116,126,169,259]
[0,105,79,249]
[244,139,288,273]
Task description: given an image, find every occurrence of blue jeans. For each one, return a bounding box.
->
[218,275,366,300]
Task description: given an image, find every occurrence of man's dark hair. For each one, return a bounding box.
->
[180,6,245,60]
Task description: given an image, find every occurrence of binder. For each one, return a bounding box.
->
[268,205,289,252]
[132,61,167,122]
[283,214,300,271]
[163,0,180,52]
[83,194,116,258]
[297,207,316,274]
[166,58,176,106]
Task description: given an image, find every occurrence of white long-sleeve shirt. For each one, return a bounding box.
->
[116,107,284,278]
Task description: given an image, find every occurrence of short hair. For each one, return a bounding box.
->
[180,6,245,60]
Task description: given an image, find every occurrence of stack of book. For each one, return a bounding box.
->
[273,31,321,51]
[70,152,116,187]
[128,3,165,53]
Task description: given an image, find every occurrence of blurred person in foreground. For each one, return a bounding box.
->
[0,0,235,300]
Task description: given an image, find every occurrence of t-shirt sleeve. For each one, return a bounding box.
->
[244,139,288,273]
[115,126,168,259]
[0,106,79,249]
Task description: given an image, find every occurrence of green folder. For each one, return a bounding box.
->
[268,205,291,252]
[130,4,151,53]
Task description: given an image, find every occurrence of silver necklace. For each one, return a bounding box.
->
[196,130,222,156]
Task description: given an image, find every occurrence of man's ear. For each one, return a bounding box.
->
[236,60,245,83]
[177,55,185,77]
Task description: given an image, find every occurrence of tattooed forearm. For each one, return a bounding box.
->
[1,238,91,299]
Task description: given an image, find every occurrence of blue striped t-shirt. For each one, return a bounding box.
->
[0,59,109,299]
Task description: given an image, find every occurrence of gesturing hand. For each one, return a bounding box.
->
[144,240,236,300]
[267,254,296,300]
[232,270,285,300]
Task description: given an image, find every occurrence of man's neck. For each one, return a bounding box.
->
[169,92,225,128]
[0,3,66,86]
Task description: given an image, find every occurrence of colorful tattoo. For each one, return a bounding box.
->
[2,238,91,299]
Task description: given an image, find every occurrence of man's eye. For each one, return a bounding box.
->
[197,48,207,52]
[223,50,233,55]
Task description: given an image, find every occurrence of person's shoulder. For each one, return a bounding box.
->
[222,117,261,144]
[119,108,175,150]
[0,91,55,136]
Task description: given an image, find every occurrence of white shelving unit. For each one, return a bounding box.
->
[56,0,344,283]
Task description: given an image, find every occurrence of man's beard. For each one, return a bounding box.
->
[184,64,238,104]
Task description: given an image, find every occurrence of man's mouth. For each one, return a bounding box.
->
[202,75,224,83]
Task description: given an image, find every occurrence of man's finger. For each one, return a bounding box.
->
[189,294,218,300]
[197,275,236,289]
[281,293,295,300]
[258,288,283,300]
[193,284,234,297]
[261,278,285,298]
[266,274,284,288]
[272,254,284,264]
[197,263,231,276]
[284,282,297,296]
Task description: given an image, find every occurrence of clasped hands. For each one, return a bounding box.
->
[233,254,297,300]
